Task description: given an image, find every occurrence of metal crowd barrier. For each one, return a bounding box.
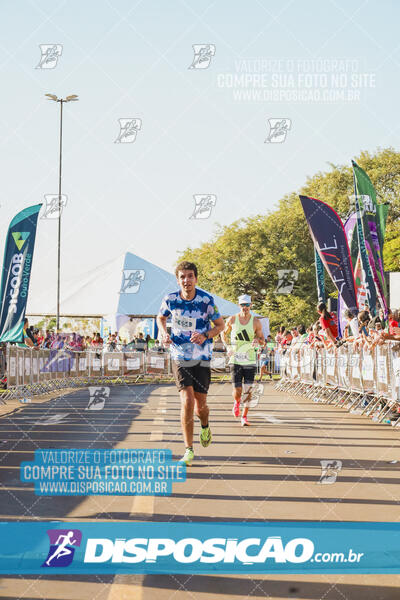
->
[275,341,400,426]
[1,345,242,401]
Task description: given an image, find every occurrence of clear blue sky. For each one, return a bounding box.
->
[1,0,399,311]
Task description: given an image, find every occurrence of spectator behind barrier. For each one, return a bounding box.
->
[135,333,146,352]
[388,309,399,335]
[343,309,359,341]
[106,333,118,352]
[317,302,338,348]
[22,318,36,348]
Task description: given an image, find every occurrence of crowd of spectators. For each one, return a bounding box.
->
[21,319,162,353]
[273,302,400,355]
[21,303,400,358]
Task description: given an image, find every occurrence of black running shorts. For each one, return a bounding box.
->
[230,363,256,388]
[171,361,211,394]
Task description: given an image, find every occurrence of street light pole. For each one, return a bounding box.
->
[57,99,63,333]
[45,93,79,332]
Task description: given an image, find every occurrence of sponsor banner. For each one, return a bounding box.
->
[352,161,387,286]
[376,202,389,252]
[337,292,345,339]
[338,212,363,335]
[353,161,387,314]
[354,194,377,315]
[299,195,358,313]
[338,212,359,336]
[314,249,325,302]
[0,204,42,342]
[346,211,359,269]
[1,521,400,574]
[20,448,185,496]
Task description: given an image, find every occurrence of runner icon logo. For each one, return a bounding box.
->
[86,387,110,411]
[115,118,142,143]
[275,269,298,295]
[242,383,264,408]
[264,118,291,143]
[42,529,82,567]
[189,195,217,219]
[188,44,216,69]
[41,195,68,220]
[36,44,63,69]
[319,460,342,485]
[120,270,145,294]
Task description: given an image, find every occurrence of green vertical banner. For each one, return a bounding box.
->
[354,194,377,315]
[376,203,389,254]
[0,204,42,342]
[314,248,325,302]
[352,161,388,314]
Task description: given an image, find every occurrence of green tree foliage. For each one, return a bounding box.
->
[179,148,400,329]
[35,317,56,331]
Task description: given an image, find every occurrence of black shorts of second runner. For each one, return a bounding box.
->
[171,361,211,394]
[230,363,257,388]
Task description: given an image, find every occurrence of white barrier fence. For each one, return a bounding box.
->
[276,342,400,425]
[1,346,237,401]
[0,345,284,402]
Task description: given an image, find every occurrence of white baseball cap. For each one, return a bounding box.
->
[238,294,251,305]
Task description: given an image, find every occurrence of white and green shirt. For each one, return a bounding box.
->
[229,314,256,366]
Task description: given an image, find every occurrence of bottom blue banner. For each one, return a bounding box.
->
[1,522,400,574]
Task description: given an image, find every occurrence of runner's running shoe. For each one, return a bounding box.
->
[241,416,250,426]
[179,448,194,466]
[232,401,240,417]
[200,426,212,447]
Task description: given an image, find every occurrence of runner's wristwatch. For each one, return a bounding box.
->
[203,331,209,339]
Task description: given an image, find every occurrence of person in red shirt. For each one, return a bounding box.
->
[388,309,399,335]
[36,330,45,347]
[281,330,293,347]
[317,302,338,346]
[91,332,104,347]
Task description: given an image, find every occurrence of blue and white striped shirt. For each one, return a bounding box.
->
[158,289,221,362]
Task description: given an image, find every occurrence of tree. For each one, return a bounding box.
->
[178,148,400,329]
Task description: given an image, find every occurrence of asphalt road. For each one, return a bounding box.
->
[0,380,399,599]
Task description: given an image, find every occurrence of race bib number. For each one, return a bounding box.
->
[235,352,250,362]
[172,313,197,332]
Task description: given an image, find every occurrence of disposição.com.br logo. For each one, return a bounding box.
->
[42,529,82,568]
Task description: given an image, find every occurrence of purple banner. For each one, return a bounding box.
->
[41,349,74,373]
[352,161,387,315]
[338,212,359,336]
[299,195,358,314]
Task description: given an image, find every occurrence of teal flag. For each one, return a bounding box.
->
[354,194,377,315]
[376,203,389,255]
[314,249,325,302]
[0,204,42,342]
